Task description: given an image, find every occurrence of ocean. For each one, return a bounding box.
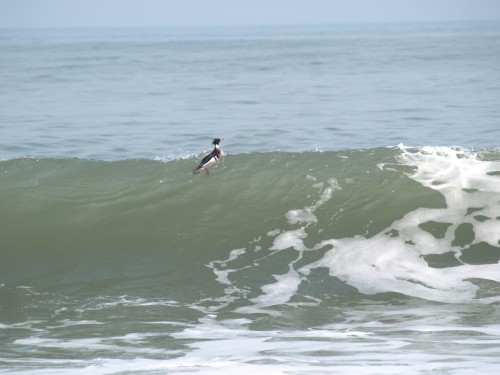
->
[1,21,500,374]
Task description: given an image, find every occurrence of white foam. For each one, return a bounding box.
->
[8,312,500,375]
[285,178,340,225]
[270,228,307,251]
[154,149,198,163]
[207,147,500,315]
[285,207,317,224]
[299,146,500,303]
[251,146,500,307]
[246,268,302,311]
[302,234,500,303]
[267,229,281,237]
[208,176,338,313]
[207,248,246,285]
[233,178,342,313]
[397,146,500,248]
[162,314,500,375]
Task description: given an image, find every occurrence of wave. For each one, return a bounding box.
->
[1,146,500,306]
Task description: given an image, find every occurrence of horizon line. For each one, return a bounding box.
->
[1,18,500,30]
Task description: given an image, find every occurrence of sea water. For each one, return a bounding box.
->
[1,22,500,374]
[1,22,500,159]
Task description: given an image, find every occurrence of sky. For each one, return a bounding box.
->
[1,0,500,28]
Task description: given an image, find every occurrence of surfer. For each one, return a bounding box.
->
[193,138,223,175]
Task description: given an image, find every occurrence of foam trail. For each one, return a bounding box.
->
[397,146,500,247]
[285,178,340,225]
[226,146,500,308]
[301,234,500,303]
[207,248,247,285]
[234,177,340,314]
[300,146,500,303]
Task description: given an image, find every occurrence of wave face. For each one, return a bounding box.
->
[2,146,500,373]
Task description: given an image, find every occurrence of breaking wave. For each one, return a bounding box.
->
[2,145,500,307]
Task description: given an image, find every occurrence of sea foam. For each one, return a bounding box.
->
[211,146,500,310]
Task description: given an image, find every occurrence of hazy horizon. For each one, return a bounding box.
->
[2,0,500,29]
[1,18,500,31]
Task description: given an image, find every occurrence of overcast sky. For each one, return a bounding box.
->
[1,0,500,28]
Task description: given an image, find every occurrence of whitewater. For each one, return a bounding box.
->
[1,22,500,374]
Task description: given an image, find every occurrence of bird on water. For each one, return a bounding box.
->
[193,138,223,175]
